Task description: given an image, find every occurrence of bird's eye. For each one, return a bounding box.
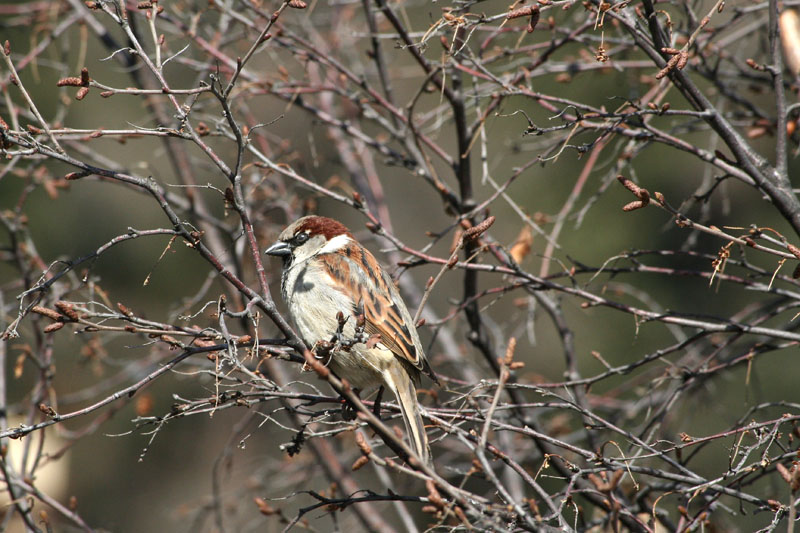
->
[293,232,310,245]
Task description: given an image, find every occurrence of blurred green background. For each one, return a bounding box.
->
[2,0,799,530]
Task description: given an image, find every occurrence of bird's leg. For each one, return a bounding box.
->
[341,388,361,421]
[372,386,385,418]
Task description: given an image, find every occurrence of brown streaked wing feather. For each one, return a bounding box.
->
[320,244,422,370]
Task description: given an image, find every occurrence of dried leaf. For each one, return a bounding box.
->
[510,225,534,263]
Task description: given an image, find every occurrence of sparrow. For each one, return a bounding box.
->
[265,215,436,465]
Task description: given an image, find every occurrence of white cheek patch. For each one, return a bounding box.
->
[318,234,352,254]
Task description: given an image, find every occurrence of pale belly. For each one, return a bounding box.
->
[284,262,393,391]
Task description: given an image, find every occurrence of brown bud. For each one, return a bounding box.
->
[288,0,307,7]
[622,200,646,212]
[351,456,369,470]
[507,5,536,18]
[676,51,688,70]
[254,497,277,515]
[426,480,445,509]
[528,8,540,33]
[160,334,179,346]
[464,215,495,240]
[38,403,57,417]
[236,335,252,345]
[32,306,64,321]
[224,187,235,206]
[55,301,80,321]
[65,171,90,180]
[617,175,640,194]
[504,337,517,365]
[43,322,65,333]
[355,431,372,455]
[446,254,459,269]
[57,77,83,87]
[76,87,90,100]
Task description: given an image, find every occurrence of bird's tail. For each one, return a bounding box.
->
[383,366,431,467]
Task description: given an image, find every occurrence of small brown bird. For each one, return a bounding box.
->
[265,216,436,465]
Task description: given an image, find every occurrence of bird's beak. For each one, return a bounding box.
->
[265,241,292,257]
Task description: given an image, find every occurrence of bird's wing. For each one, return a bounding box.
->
[319,245,423,371]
